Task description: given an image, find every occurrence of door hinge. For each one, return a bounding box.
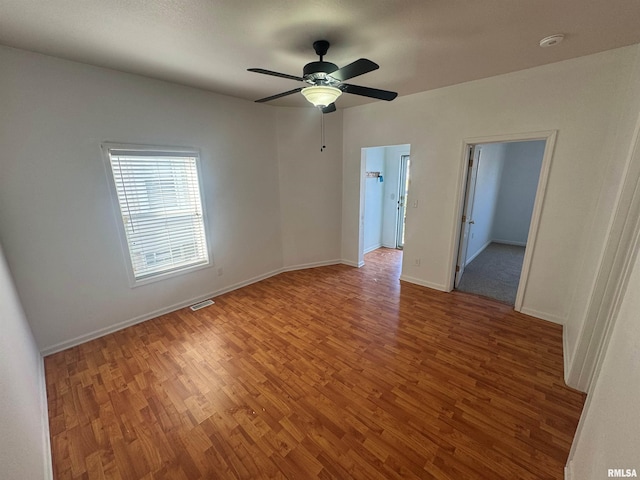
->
[455,265,460,272]
[462,215,466,223]
[468,147,474,167]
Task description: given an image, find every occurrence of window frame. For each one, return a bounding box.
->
[102,142,212,287]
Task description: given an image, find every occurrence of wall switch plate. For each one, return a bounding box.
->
[412,200,418,208]
[414,258,421,266]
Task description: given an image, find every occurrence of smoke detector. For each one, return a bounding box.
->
[539,34,565,48]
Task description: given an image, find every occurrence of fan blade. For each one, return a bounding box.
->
[330,59,379,82]
[342,83,398,101]
[248,68,304,82]
[255,87,303,103]
[321,103,336,114]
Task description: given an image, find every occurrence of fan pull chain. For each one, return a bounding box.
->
[320,110,326,152]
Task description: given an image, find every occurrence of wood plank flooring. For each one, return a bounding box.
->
[45,248,585,479]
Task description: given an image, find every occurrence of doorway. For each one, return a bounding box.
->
[453,133,555,309]
[360,144,411,265]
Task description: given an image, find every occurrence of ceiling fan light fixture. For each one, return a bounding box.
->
[301,85,342,107]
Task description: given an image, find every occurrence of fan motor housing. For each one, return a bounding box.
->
[303,61,339,80]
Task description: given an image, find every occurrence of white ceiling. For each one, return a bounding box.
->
[1,0,640,108]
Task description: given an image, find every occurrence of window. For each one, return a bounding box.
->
[104,145,210,285]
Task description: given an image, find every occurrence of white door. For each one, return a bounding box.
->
[455,146,481,287]
[396,155,410,249]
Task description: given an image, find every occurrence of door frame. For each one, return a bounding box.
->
[454,145,481,288]
[396,154,411,249]
[448,130,557,311]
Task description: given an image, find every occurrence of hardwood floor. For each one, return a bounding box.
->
[45,248,585,479]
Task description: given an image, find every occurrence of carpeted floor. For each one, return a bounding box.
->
[457,242,525,305]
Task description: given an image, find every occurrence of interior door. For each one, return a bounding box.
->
[455,146,481,287]
[396,155,411,249]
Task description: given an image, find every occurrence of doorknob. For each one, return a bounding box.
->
[469,220,475,224]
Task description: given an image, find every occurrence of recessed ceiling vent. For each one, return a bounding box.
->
[539,34,565,48]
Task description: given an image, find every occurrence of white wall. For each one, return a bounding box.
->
[342,44,640,346]
[466,143,506,261]
[276,107,343,268]
[0,46,347,354]
[363,147,385,253]
[568,242,640,479]
[0,244,51,480]
[493,140,545,245]
[0,46,285,353]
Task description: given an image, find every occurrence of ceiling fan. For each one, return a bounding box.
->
[248,40,398,113]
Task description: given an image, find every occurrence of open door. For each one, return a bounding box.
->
[454,146,481,287]
[396,155,410,249]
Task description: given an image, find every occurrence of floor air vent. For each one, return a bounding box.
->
[190,299,214,311]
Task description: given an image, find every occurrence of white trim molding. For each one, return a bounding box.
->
[492,239,527,247]
[38,356,53,479]
[342,259,365,268]
[399,275,448,292]
[565,460,574,480]
[563,327,571,385]
[283,259,343,272]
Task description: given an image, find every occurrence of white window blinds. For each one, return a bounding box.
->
[107,148,209,281]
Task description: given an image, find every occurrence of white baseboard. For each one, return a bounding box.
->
[399,274,448,292]
[341,259,365,268]
[519,306,565,325]
[38,356,53,479]
[465,240,492,266]
[283,259,342,272]
[563,327,571,385]
[42,259,351,356]
[364,243,382,254]
[565,459,574,480]
[493,239,527,247]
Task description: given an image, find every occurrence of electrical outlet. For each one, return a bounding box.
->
[414,258,421,266]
